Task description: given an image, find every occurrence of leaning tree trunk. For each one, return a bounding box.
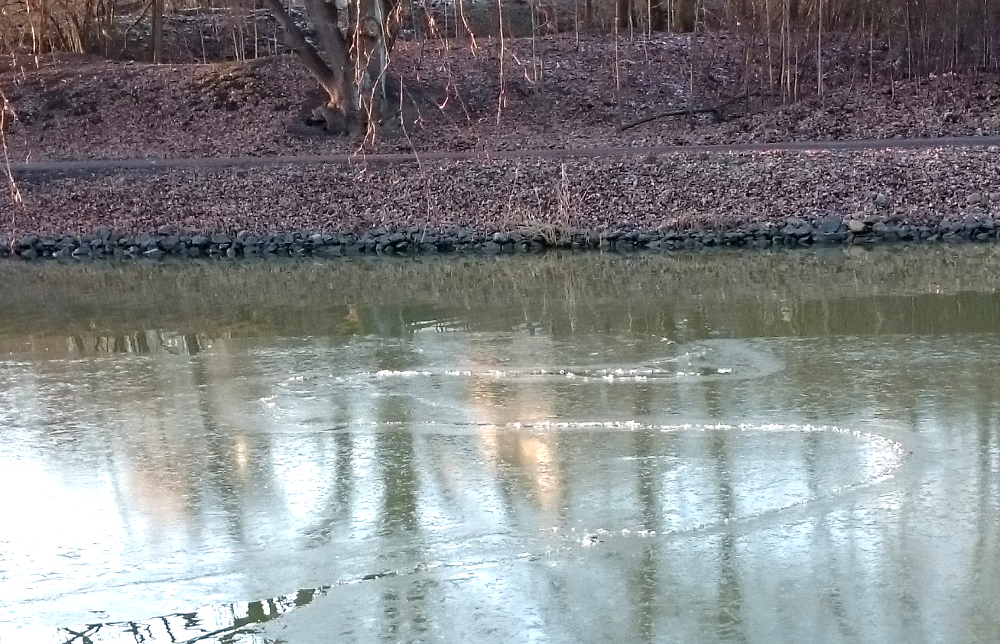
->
[261,0,399,135]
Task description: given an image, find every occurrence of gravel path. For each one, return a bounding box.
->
[7,135,1000,175]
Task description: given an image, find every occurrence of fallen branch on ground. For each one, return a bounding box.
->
[619,93,773,132]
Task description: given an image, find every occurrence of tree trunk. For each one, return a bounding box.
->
[261,0,349,131]
[354,0,393,130]
[151,0,163,63]
[616,0,631,31]
[673,0,695,31]
[301,0,353,123]
[650,0,664,31]
[263,0,398,136]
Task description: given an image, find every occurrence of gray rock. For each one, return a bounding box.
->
[20,247,38,259]
[191,235,210,248]
[71,246,91,257]
[226,247,238,258]
[814,232,844,244]
[964,212,988,226]
[157,224,175,236]
[819,217,844,234]
[482,241,502,254]
[873,193,889,207]
[211,233,232,245]
[143,248,165,260]
[492,232,509,244]
[967,192,985,205]
[847,219,867,234]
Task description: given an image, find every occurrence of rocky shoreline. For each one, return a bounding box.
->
[5,146,1000,261]
[3,208,1000,261]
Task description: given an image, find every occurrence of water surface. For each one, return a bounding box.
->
[1,247,999,643]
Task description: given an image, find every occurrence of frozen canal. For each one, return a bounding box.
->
[0,248,998,643]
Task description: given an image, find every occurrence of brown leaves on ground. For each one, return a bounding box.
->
[3,34,1000,163]
[7,148,1000,238]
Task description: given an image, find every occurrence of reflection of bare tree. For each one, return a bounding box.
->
[63,331,209,356]
[708,432,747,643]
[57,590,317,644]
[968,360,1000,640]
[632,428,662,643]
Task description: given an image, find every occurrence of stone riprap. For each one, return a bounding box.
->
[2,216,998,260]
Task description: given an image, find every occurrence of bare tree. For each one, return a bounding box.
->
[261,0,401,134]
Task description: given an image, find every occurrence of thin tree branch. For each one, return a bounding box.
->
[619,92,772,131]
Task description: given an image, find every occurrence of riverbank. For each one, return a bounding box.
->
[4,145,1000,260]
[5,34,1000,259]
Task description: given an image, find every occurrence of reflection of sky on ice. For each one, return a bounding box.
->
[0,316,998,643]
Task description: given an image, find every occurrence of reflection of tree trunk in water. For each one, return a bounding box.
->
[708,433,747,642]
[376,395,419,535]
[378,429,419,533]
[802,431,821,499]
[632,428,664,642]
[700,379,725,420]
[191,357,277,544]
[372,390,428,641]
[192,358,246,542]
[303,430,357,544]
[332,431,355,518]
[971,364,1000,636]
